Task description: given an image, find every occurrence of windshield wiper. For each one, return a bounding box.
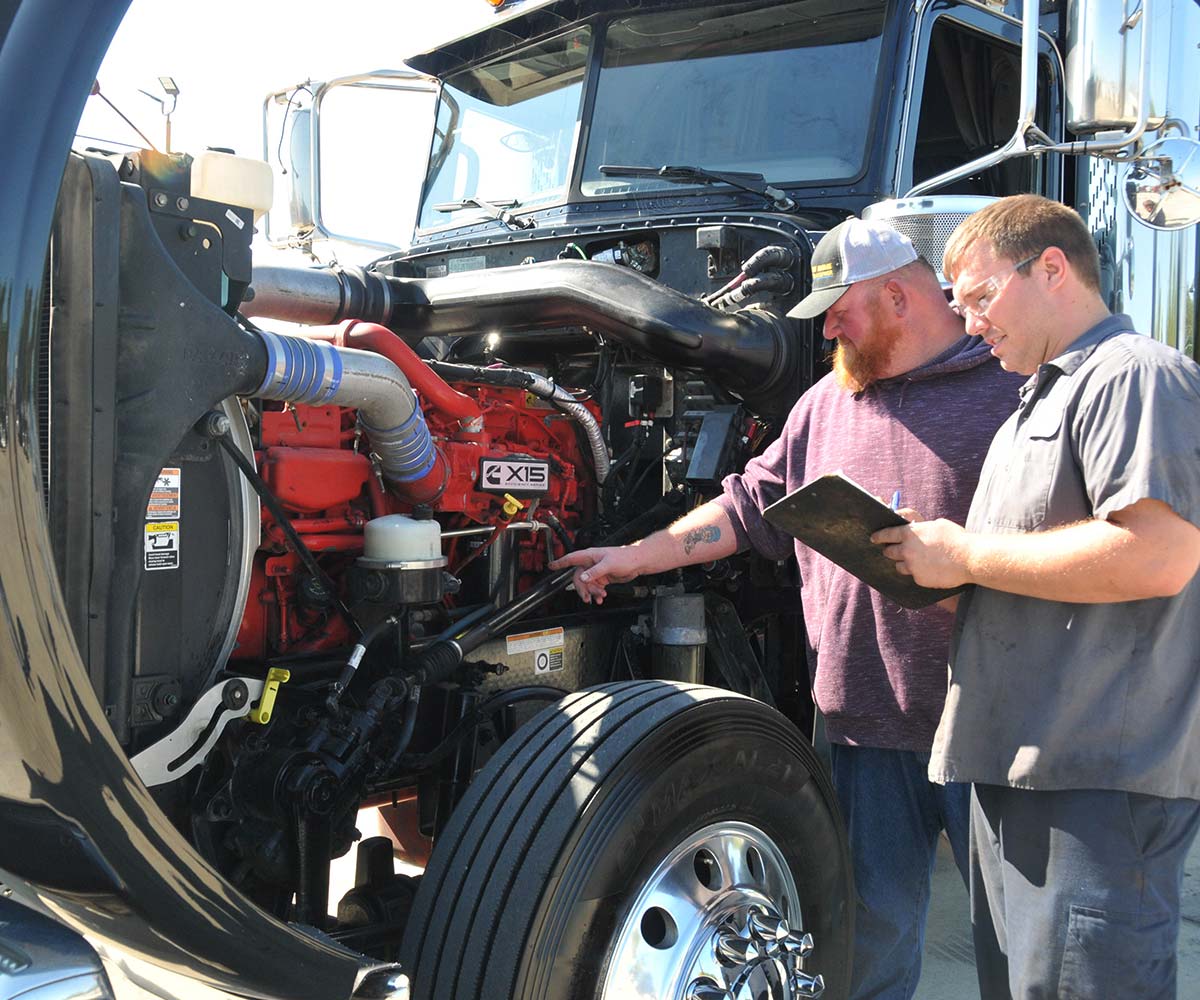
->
[433,196,536,231]
[599,164,796,212]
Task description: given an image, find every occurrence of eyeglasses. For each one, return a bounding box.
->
[949,252,1042,319]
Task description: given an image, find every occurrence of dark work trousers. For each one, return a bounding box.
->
[970,783,1200,1000]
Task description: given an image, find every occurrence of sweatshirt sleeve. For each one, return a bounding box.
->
[712,409,802,562]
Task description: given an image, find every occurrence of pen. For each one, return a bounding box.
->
[890,489,902,511]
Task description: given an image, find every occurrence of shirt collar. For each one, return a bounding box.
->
[1047,313,1135,376]
[1017,313,1136,400]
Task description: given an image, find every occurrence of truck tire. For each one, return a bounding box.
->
[400,680,854,1000]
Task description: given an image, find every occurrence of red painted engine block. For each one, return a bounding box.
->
[231,344,597,664]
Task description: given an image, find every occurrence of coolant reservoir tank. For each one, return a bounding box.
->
[362,514,443,566]
[191,149,273,222]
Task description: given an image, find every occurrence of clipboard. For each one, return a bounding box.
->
[762,473,964,609]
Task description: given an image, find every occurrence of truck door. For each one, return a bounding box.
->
[898,4,1062,201]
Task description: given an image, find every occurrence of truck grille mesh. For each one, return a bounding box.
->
[862,198,1001,285]
[884,213,976,282]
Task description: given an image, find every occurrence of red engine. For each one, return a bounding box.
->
[232,323,597,663]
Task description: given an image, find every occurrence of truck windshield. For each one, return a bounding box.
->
[414,1,887,231]
[416,27,592,231]
[581,1,887,196]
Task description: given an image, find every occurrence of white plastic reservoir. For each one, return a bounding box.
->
[363,514,443,565]
[190,150,273,222]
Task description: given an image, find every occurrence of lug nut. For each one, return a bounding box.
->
[748,910,789,945]
[716,929,761,967]
[784,931,814,958]
[685,980,730,1000]
[791,971,825,998]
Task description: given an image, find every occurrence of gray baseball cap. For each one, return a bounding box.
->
[787,217,919,319]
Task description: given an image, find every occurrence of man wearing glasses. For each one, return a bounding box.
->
[875,194,1200,999]
[555,218,1022,1000]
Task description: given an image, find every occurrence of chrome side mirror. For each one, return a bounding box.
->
[262,71,438,254]
[286,105,315,232]
[1124,136,1200,231]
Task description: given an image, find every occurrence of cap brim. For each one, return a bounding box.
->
[786,283,850,319]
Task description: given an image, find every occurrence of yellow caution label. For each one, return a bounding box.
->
[144,521,180,571]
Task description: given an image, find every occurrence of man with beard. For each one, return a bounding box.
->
[552,217,1022,1000]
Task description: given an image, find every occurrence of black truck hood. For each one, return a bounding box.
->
[0,2,366,997]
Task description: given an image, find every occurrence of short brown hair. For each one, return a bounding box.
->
[943,194,1102,292]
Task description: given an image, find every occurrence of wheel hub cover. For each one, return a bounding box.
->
[600,822,825,1000]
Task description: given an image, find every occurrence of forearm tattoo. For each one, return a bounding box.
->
[682,525,721,555]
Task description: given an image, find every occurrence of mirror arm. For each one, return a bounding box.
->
[907,0,1155,198]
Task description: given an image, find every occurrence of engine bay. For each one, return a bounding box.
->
[41,144,820,953]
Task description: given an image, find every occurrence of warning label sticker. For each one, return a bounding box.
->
[534,647,565,674]
[146,468,181,520]
[506,627,564,655]
[507,627,566,674]
[144,521,180,571]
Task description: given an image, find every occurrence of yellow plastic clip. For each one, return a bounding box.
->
[501,493,525,520]
[249,667,291,725]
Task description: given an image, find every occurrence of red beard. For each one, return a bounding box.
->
[832,300,899,392]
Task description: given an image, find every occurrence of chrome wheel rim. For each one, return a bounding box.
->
[600,821,824,1000]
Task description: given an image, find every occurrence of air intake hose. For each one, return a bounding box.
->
[253,329,445,502]
[245,260,802,416]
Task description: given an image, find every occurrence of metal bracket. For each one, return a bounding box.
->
[130,676,266,787]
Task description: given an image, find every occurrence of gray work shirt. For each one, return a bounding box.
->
[930,315,1200,800]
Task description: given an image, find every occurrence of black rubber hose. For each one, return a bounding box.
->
[432,603,497,644]
[397,503,679,692]
[703,245,796,304]
[377,685,568,777]
[427,361,532,391]
[246,260,800,414]
[375,684,423,778]
[540,510,573,552]
[721,271,795,306]
[326,615,399,711]
[741,245,796,277]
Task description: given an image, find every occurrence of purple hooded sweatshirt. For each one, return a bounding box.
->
[714,336,1021,751]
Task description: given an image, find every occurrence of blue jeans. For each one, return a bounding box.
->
[829,744,971,1000]
[971,784,1200,1000]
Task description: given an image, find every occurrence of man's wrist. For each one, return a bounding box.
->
[957,532,982,587]
[626,538,651,570]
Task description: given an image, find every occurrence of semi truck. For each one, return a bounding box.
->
[0,1,1197,999]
